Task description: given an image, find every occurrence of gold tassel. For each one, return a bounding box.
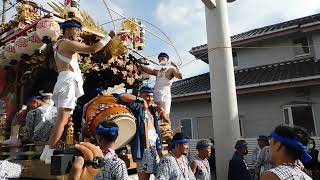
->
[65,116,74,146]
[0,113,7,142]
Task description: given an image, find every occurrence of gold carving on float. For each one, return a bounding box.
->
[16,0,39,23]
[0,112,7,142]
[105,37,128,57]
[47,2,106,35]
[121,19,139,36]
[66,116,74,146]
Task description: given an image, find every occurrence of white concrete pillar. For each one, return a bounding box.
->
[203,0,241,179]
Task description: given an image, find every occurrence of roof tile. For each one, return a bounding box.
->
[190,13,320,52]
[172,58,320,96]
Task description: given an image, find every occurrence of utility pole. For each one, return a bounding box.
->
[201,0,240,179]
[2,0,8,24]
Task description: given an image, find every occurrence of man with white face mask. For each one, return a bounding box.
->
[24,90,58,143]
[141,52,182,114]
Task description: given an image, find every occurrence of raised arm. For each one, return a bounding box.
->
[65,40,106,54]
[64,31,116,54]
[118,93,138,103]
[170,61,182,79]
[119,93,148,110]
[140,65,157,76]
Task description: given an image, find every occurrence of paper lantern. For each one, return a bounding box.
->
[15,36,33,55]
[27,31,45,51]
[64,0,81,20]
[36,18,61,42]
[4,43,21,61]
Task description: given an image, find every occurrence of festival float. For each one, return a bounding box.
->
[0,0,173,179]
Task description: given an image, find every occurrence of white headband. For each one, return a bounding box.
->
[39,90,53,97]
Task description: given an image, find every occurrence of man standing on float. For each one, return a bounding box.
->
[119,86,170,180]
[141,53,182,114]
[40,19,115,164]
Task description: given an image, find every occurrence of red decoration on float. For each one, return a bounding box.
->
[64,0,72,6]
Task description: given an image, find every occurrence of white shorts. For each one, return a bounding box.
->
[53,77,77,110]
[154,89,171,114]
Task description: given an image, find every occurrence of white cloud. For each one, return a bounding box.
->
[155,0,205,27]
[97,0,125,19]
[153,0,320,78]
[35,0,125,24]
[154,0,209,77]
[228,0,320,35]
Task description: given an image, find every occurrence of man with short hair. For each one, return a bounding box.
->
[260,126,312,180]
[119,86,170,180]
[228,140,252,180]
[304,138,320,179]
[41,19,115,164]
[252,135,269,166]
[255,145,276,178]
[24,91,57,143]
[191,139,212,180]
[156,132,196,180]
[140,52,182,114]
[2,96,43,145]
[94,121,128,180]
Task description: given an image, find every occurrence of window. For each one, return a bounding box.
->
[180,119,193,138]
[282,105,316,136]
[232,52,238,67]
[283,108,290,124]
[239,115,245,137]
[292,37,310,57]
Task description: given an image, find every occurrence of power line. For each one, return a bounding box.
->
[101,0,116,31]
[102,17,183,66]
[0,1,19,18]
[102,17,184,65]
[99,7,183,66]
[8,0,13,6]
[100,15,320,68]
[180,44,320,68]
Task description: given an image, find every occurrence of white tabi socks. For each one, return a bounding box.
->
[40,145,55,164]
[40,145,49,161]
[45,148,54,164]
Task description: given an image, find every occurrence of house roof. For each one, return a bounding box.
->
[171,58,320,97]
[171,73,210,96]
[190,13,320,54]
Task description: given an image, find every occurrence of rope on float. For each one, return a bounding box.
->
[99,5,183,66]
[101,0,116,31]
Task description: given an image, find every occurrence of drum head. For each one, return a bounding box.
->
[85,95,117,122]
[113,115,136,149]
[84,95,137,149]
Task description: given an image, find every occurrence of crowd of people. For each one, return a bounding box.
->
[228,126,319,180]
[67,132,213,180]
[67,124,318,180]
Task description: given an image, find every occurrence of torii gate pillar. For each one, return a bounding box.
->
[201,0,241,179]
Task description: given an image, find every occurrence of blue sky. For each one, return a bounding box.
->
[2,0,320,79]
